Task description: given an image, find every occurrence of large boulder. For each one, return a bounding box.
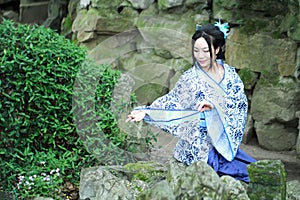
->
[247,160,286,200]
[250,78,300,151]
[226,30,297,77]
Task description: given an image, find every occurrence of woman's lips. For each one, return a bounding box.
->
[199,60,206,65]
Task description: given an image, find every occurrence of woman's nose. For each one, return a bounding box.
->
[197,52,204,59]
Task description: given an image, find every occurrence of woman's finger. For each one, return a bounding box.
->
[197,101,214,112]
[126,116,132,122]
[197,102,204,112]
[126,110,145,122]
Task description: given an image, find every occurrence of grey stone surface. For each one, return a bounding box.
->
[296,111,300,158]
[79,160,249,200]
[19,0,50,24]
[251,78,300,151]
[287,180,300,200]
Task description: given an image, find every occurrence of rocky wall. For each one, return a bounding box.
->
[68,0,300,156]
[3,0,295,155]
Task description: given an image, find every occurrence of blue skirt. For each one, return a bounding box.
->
[207,147,256,183]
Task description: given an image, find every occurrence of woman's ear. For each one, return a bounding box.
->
[215,47,220,55]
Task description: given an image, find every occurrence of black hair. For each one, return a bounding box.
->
[192,24,226,68]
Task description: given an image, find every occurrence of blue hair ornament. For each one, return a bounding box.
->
[214,20,230,39]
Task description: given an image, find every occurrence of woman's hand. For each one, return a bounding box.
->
[196,101,214,112]
[126,110,146,122]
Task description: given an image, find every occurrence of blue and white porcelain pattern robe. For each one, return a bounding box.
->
[135,60,248,166]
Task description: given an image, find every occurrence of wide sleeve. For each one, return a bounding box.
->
[149,71,195,110]
[224,69,248,152]
[209,66,248,161]
[134,69,201,139]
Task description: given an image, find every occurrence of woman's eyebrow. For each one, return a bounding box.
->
[194,46,209,50]
[194,47,209,50]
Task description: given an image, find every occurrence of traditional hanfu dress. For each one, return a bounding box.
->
[135,60,256,183]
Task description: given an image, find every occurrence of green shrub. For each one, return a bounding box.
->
[0,19,139,199]
[0,18,91,198]
[0,18,86,150]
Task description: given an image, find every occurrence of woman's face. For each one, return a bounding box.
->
[193,37,217,69]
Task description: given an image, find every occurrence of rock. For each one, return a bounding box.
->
[242,114,255,144]
[254,121,297,151]
[79,158,300,200]
[226,30,297,77]
[79,161,167,200]
[111,74,154,153]
[157,0,184,10]
[33,197,54,200]
[0,191,15,200]
[220,175,250,200]
[238,68,259,91]
[72,7,136,43]
[2,10,18,22]
[279,0,300,41]
[0,0,17,5]
[19,0,49,24]
[80,0,90,9]
[247,160,286,200]
[296,47,300,82]
[296,111,300,158]
[167,160,226,199]
[79,166,135,200]
[251,78,300,151]
[90,0,123,9]
[79,159,251,200]
[213,0,239,20]
[42,0,68,31]
[214,0,287,31]
[127,0,155,10]
[185,0,207,7]
[286,180,300,200]
[137,180,175,200]
[135,11,196,59]
[72,9,98,42]
[118,53,180,104]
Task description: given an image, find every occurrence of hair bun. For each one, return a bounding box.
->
[214,20,230,39]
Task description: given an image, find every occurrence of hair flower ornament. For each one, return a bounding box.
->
[214,20,230,39]
[195,24,201,31]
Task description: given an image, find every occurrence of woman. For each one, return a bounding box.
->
[127,22,256,183]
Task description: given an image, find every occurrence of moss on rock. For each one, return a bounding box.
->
[124,161,167,182]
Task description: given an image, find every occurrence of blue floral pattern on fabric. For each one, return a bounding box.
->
[141,61,248,165]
